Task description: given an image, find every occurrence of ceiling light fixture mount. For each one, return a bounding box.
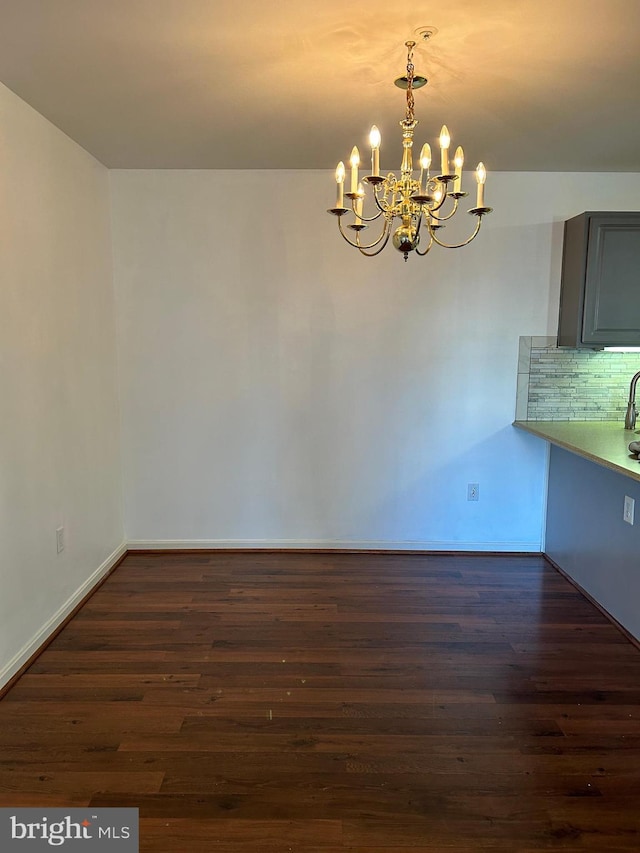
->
[414,26,438,41]
[328,37,492,261]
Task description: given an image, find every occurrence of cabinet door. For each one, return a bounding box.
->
[582,213,640,346]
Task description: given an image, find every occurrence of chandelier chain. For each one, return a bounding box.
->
[405,41,415,124]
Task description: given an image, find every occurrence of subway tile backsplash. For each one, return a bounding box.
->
[516,337,640,421]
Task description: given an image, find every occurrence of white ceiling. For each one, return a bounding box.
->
[0,0,639,171]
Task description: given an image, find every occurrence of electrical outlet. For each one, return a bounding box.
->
[623,496,635,525]
[467,483,479,501]
[56,526,65,553]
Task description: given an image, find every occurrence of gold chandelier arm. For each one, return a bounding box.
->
[428,196,460,222]
[357,224,392,256]
[338,217,391,251]
[414,209,433,256]
[415,233,435,256]
[429,216,483,249]
[372,182,396,215]
[349,198,384,223]
[425,178,449,214]
[337,218,363,249]
[414,207,425,237]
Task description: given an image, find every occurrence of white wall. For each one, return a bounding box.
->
[0,83,124,686]
[110,169,640,550]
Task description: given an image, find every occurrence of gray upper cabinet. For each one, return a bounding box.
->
[557,211,640,348]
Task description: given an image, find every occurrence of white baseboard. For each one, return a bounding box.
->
[0,542,127,691]
[126,538,542,552]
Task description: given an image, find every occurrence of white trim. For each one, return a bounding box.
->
[126,539,542,553]
[0,542,127,691]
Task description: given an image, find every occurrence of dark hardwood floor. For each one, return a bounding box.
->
[1,551,640,851]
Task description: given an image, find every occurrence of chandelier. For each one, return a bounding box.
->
[328,38,492,261]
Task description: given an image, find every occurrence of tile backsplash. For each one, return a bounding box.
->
[516,337,640,421]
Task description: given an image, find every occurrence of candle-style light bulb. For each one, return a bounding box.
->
[439,125,450,175]
[476,161,487,208]
[369,126,381,177]
[420,143,432,171]
[335,161,345,208]
[430,187,443,225]
[418,143,432,195]
[454,146,464,187]
[350,146,360,193]
[355,181,364,225]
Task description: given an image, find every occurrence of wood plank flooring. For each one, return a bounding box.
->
[1,551,640,851]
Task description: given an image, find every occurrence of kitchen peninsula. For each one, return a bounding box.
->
[514,419,640,643]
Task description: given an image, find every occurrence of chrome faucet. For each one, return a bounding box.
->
[624,370,640,429]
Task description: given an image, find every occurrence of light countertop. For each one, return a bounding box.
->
[513,420,640,483]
